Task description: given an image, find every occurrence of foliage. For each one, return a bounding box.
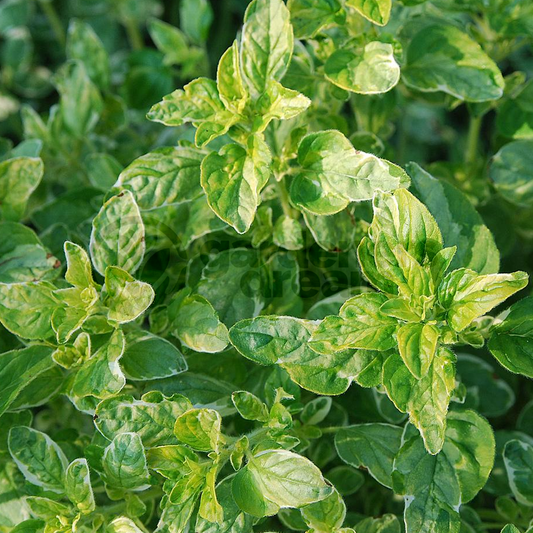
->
[0,0,532,532]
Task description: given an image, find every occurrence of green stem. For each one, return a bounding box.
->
[276,178,295,219]
[320,426,345,434]
[38,0,65,47]
[99,487,163,516]
[124,18,143,50]
[465,114,482,167]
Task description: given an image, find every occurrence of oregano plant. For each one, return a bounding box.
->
[0,0,532,532]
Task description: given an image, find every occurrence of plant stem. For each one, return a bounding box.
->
[465,114,482,167]
[124,18,143,51]
[100,487,163,515]
[38,0,65,47]
[276,178,295,219]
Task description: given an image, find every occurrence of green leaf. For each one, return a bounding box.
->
[325,40,399,94]
[180,0,213,43]
[303,209,356,253]
[438,269,528,332]
[201,140,271,234]
[392,410,494,533]
[273,215,304,250]
[310,293,398,353]
[102,432,150,491]
[168,287,229,353]
[301,486,346,532]
[121,331,187,381]
[233,449,332,517]
[290,131,409,215]
[148,19,190,67]
[503,439,533,505]
[70,329,126,400]
[196,248,268,326]
[0,281,59,340]
[90,191,145,276]
[240,0,293,97]
[66,19,110,90]
[335,423,403,488]
[174,408,222,452]
[232,391,269,422]
[8,426,68,493]
[300,397,332,425]
[489,140,533,208]
[65,458,95,514]
[0,222,59,283]
[288,0,342,38]
[488,296,533,378]
[397,322,439,378]
[230,315,380,394]
[0,345,54,416]
[54,60,104,137]
[346,0,392,25]
[401,24,504,102]
[115,146,204,211]
[383,349,456,454]
[103,266,155,323]
[95,392,192,447]
[0,157,43,220]
[408,163,500,274]
[496,80,533,140]
[456,354,515,417]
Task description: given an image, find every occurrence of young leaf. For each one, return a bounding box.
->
[201,140,271,234]
[240,0,294,97]
[397,322,439,379]
[70,329,126,400]
[174,408,222,452]
[438,269,528,332]
[103,266,155,323]
[64,241,95,288]
[310,293,398,353]
[65,458,95,514]
[90,191,145,276]
[232,391,269,422]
